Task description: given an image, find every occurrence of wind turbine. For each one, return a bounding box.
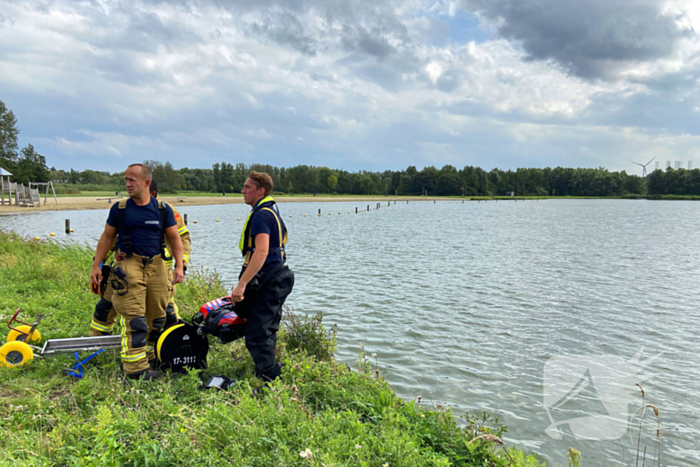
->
[632,156,656,177]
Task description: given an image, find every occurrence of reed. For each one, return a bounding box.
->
[633,384,662,467]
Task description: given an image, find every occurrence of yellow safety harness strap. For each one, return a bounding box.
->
[262,207,285,261]
[242,202,287,267]
[239,196,275,253]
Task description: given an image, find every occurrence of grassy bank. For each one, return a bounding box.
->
[0,232,544,466]
[62,190,700,200]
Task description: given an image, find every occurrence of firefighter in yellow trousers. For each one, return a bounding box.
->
[90,164,184,380]
[89,180,191,337]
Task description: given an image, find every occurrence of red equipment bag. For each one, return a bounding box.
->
[193,296,247,344]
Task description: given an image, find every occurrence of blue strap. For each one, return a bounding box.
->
[65,349,106,379]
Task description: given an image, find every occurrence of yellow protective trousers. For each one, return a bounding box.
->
[110,254,171,374]
[89,268,180,337]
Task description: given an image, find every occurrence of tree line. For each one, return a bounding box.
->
[1,99,697,196]
[50,161,693,197]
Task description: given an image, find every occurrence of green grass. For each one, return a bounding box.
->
[55,192,123,198]
[59,191,698,201]
[0,232,545,466]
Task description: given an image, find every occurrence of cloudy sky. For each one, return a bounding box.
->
[1,0,699,174]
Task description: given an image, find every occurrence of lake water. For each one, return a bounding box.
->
[1,199,699,466]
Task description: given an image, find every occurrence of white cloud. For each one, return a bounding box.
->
[35,130,165,156]
[0,0,698,172]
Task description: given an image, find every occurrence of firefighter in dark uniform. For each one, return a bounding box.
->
[231,171,294,382]
[88,180,191,336]
[90,163,184,380]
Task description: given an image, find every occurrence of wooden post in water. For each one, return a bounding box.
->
[367,204,369,211]
[184,213,188,226]
[318,208,321,215]
[355,207,358,213]
[65,219,70,234]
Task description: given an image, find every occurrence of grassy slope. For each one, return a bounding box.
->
[0,232,543,467]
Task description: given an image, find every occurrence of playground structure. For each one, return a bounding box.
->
[0,168,58,207]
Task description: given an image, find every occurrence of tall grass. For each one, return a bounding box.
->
[0,232,543,466]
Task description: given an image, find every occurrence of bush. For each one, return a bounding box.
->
[281,308,336,361]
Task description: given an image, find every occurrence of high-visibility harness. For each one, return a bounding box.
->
[163,221,190,268]
[240,197,288,269]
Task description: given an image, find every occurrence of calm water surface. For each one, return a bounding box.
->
[2,199,698,466]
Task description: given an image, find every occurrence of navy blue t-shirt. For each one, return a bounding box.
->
[249,206,286,275]
[106,198,176,258]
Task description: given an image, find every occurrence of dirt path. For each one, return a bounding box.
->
[0,195,427,214]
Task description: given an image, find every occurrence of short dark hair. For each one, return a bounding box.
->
[128,163,152,181]
[149,180,158,195]
[248,171,273,197]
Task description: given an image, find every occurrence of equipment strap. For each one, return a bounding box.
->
[116,198,168,259]
[239,196,275,253]
[241,197,287,267]
[117,200,132,257]
[158,201,168,261]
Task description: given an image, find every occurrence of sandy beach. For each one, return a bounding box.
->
[0,195,430,214]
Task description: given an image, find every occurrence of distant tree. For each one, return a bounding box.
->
[13,144,49,184]
[212,163,221,191]
[287,165,314,193]
[646,169,665,195]
[436,172,461,195]
[416,166,438,195]
[220,162,235,193]
[234,162,249,190]
[318,167,332,193]
[327,174,338,193]
[0,100,19,172]
[663,167,686,195]
[145,160,184,191]
[459,166,479,195]
[622,173,645,195]
[687,169,700,195]
[24,154,688,198]
[389,171,401,194]
[475,167,491,195]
